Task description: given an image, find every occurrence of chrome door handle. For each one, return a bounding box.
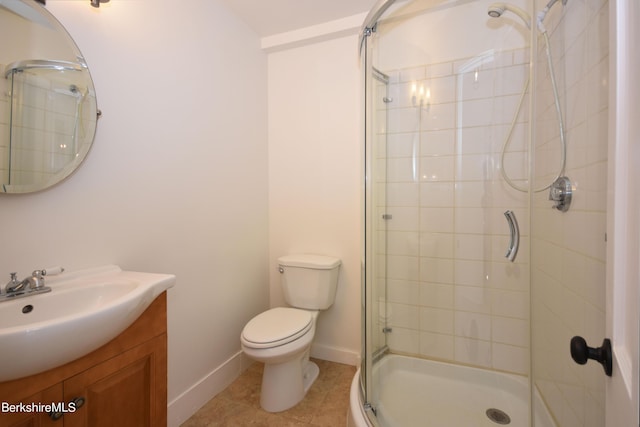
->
[504,210,519,262]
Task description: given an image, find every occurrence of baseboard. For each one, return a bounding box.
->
[311,342,360,366]
[167,351,252,427]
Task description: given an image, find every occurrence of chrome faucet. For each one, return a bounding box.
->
[5,270,45,294]
[1,268,62,301]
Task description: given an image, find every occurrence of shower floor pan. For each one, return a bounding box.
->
[351,355,556,427]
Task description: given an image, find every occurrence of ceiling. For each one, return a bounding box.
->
[217,0,379,37]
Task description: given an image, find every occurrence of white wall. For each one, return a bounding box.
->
[0,1,268,426]
[267,34,363,365]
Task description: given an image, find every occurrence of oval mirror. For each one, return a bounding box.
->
[0,0,98,194]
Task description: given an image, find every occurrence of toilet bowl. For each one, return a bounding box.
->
[240,254,341,413]
[241,307,319,412]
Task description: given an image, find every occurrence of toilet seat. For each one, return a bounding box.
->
[242,307,313,349]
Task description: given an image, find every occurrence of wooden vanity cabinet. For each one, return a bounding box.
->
[0,293,168,427]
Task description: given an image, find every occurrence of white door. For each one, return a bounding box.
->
[606,0,640,425]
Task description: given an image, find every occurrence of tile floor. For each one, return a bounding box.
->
[181,358,357,427]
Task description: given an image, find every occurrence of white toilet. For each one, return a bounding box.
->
[240,254,341,412]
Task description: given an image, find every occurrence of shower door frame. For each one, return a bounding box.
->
[361,30,390,424]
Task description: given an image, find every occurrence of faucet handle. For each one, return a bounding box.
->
[7,272,18,286]
[30,270,45,289]
[29,267,64,290]
[3,272,20,294]
[2,273,18,294]
[42,266,64,276]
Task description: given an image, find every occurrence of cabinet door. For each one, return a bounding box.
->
[63,334,167,427]
[0,384,63,427]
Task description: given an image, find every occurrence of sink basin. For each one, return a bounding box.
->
[0,265,175,382]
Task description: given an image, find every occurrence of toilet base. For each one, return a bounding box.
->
[260,356,319,413]
[303,360,319,393]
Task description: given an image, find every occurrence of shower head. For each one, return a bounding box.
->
[487,6,503,18]
[487,3,531,28]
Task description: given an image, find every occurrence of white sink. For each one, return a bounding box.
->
[0,265,175,382]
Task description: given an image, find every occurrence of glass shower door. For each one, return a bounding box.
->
[362,1,533,424]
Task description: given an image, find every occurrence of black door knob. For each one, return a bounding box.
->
[570,336,612,377]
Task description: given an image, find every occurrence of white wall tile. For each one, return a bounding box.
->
[420,129,456,156]
[492,289,529,319]
[419,282,454,309]
[455,260,489,287]
[420,182,455,207]
[493,316,529,347]
[420,307,455,334]
[386,182,420,206]
[419,331,454,360]
[493,343,529,374]
[387,302,420,328]
[382,52,532,375]
[421,102,456,131]
[386,132,419,158]
[387,255,420,281]
[419,232,454,258]
[420,207,454,232]
[455,286,492,315]
[419,155,455,181]
[387,231,420,256]
[420,257,454,284]
[388,327,421,354]
[387,279,420,304]
[455,337,492,368]
[455,234,490,261]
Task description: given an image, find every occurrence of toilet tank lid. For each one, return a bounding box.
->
[278,254,341,269]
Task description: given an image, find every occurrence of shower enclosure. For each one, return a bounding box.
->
[354,0,611,425]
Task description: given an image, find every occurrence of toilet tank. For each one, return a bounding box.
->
[278,254,341,310]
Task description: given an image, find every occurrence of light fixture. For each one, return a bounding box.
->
[91,0,110,7]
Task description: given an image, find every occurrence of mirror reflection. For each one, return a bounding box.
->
[0,0,98,194]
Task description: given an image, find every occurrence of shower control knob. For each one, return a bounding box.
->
[549,176,573,212]
[570,336,612,376]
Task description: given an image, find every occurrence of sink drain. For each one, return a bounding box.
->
[486,408,511,425]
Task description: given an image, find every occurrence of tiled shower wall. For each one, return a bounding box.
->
[376,47,531,375]
[532,0,609,425]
